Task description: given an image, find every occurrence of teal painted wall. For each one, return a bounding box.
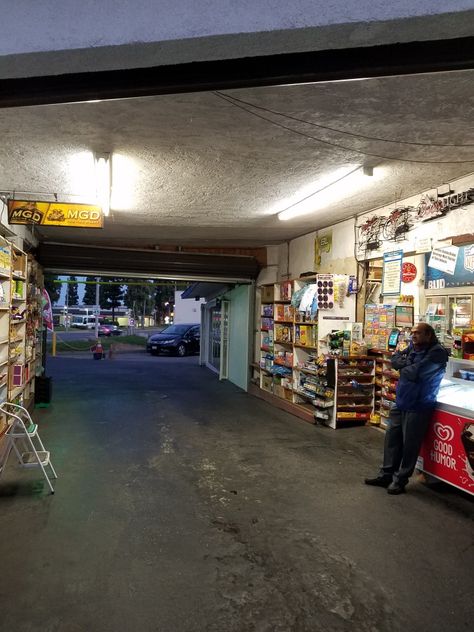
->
[226,285,252,391]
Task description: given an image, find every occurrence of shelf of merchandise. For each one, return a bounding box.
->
[252,278,320,422]
[0,236,12,436]
[271,280,295,400]
[294,352,335,422]
[253,276,358,425]
[0,237,11,436]
[7,245,28,408]
[23,256,43,410]
[314,356,376,429]
[257,284,275,392]
[379,353,398,429]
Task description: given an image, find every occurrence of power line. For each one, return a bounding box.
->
[217,91,474,148]
[214,92,474,165]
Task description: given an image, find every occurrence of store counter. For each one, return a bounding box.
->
[417,359,474,496]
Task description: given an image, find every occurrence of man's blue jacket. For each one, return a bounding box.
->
[391,341,449,411]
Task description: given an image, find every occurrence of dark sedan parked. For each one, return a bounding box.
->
[147,324,200,356]
[98,324,122,336]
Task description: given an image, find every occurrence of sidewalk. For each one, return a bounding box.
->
[0,355,472,632]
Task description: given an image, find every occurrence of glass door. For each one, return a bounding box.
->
[219,300,230,381]
[209,305,221,372]
[424,296,447,318]
[448,295,472,331]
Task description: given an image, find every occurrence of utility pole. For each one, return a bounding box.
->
[65,281,69,332]
[94,277,100,339]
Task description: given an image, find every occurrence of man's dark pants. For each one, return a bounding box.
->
[380,405,434,486]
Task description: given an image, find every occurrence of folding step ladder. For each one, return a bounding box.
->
[0,402,58,494]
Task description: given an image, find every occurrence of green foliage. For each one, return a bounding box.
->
[154,281,175,323]
[100,277,124,319]
[66,275,79,306]
[43,274,61,304]
[124,279,155,325]
[83,278,98,305]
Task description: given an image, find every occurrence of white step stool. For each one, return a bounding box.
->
[0,402,58,494]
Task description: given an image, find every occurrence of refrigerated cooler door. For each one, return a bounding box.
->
[449,295,472,331]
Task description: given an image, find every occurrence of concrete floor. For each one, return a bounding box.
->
[0,353,473,632]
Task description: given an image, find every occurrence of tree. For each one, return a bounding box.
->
[66,276,79,306]
[154,281,175,323]
[43,274,61,304]
[101,277,124,321]
[124,279,155,326]
[83,278,99,306]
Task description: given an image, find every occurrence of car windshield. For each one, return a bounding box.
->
[160,325,191,335]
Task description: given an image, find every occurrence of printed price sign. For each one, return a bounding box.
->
[382,250,403,296]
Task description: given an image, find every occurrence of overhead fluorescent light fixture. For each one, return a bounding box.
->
[277,165,379,221]
[95,152,111,216]
[110,153,138,211]
[68,151,96,199]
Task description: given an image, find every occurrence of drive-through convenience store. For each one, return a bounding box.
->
[252,173,474,496]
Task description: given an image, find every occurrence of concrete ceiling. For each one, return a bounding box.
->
[1,69,473,248]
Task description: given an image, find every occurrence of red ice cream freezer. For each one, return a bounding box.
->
[417,360,474,497]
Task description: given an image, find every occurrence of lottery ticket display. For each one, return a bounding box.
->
[364,305,395,350]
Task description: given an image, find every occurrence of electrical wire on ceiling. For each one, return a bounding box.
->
[214,92,474,165]
[215,92,474,148]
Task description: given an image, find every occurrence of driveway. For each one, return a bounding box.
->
[0,354,472,632]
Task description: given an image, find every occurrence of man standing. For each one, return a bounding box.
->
[365,323,448,494]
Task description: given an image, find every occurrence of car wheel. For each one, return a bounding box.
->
[176,343,187,357]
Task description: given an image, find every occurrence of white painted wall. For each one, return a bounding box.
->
[355,173,474,261]
[174,290,204,324]
[286,218,357,280]
[289,232,316,278]
[1,2,473,78]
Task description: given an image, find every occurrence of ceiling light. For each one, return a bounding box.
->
[278,165,380,221]
[110,153,138,211]
[95,153,111,216]
[68,151,96,199]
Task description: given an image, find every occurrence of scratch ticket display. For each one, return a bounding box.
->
[364,304,395,350]
[316,274,334,310]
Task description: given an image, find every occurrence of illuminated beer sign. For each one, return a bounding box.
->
[7,200,103,229]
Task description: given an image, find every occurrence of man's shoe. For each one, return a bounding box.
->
[364,476,392,488]
[387,482,406,495]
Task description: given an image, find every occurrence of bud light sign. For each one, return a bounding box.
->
[425,244,474,289]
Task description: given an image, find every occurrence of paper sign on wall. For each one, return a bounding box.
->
[415,237,432,253]
[318,231,332,254]
[428,246,459,275]
[382,250,403,296]
[425,244,474,288]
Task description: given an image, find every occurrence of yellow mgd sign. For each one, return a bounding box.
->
[7,200,103,229]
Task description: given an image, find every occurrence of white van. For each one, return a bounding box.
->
[71,315,97,329]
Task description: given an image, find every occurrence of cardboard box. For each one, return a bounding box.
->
[261,285,274,303]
